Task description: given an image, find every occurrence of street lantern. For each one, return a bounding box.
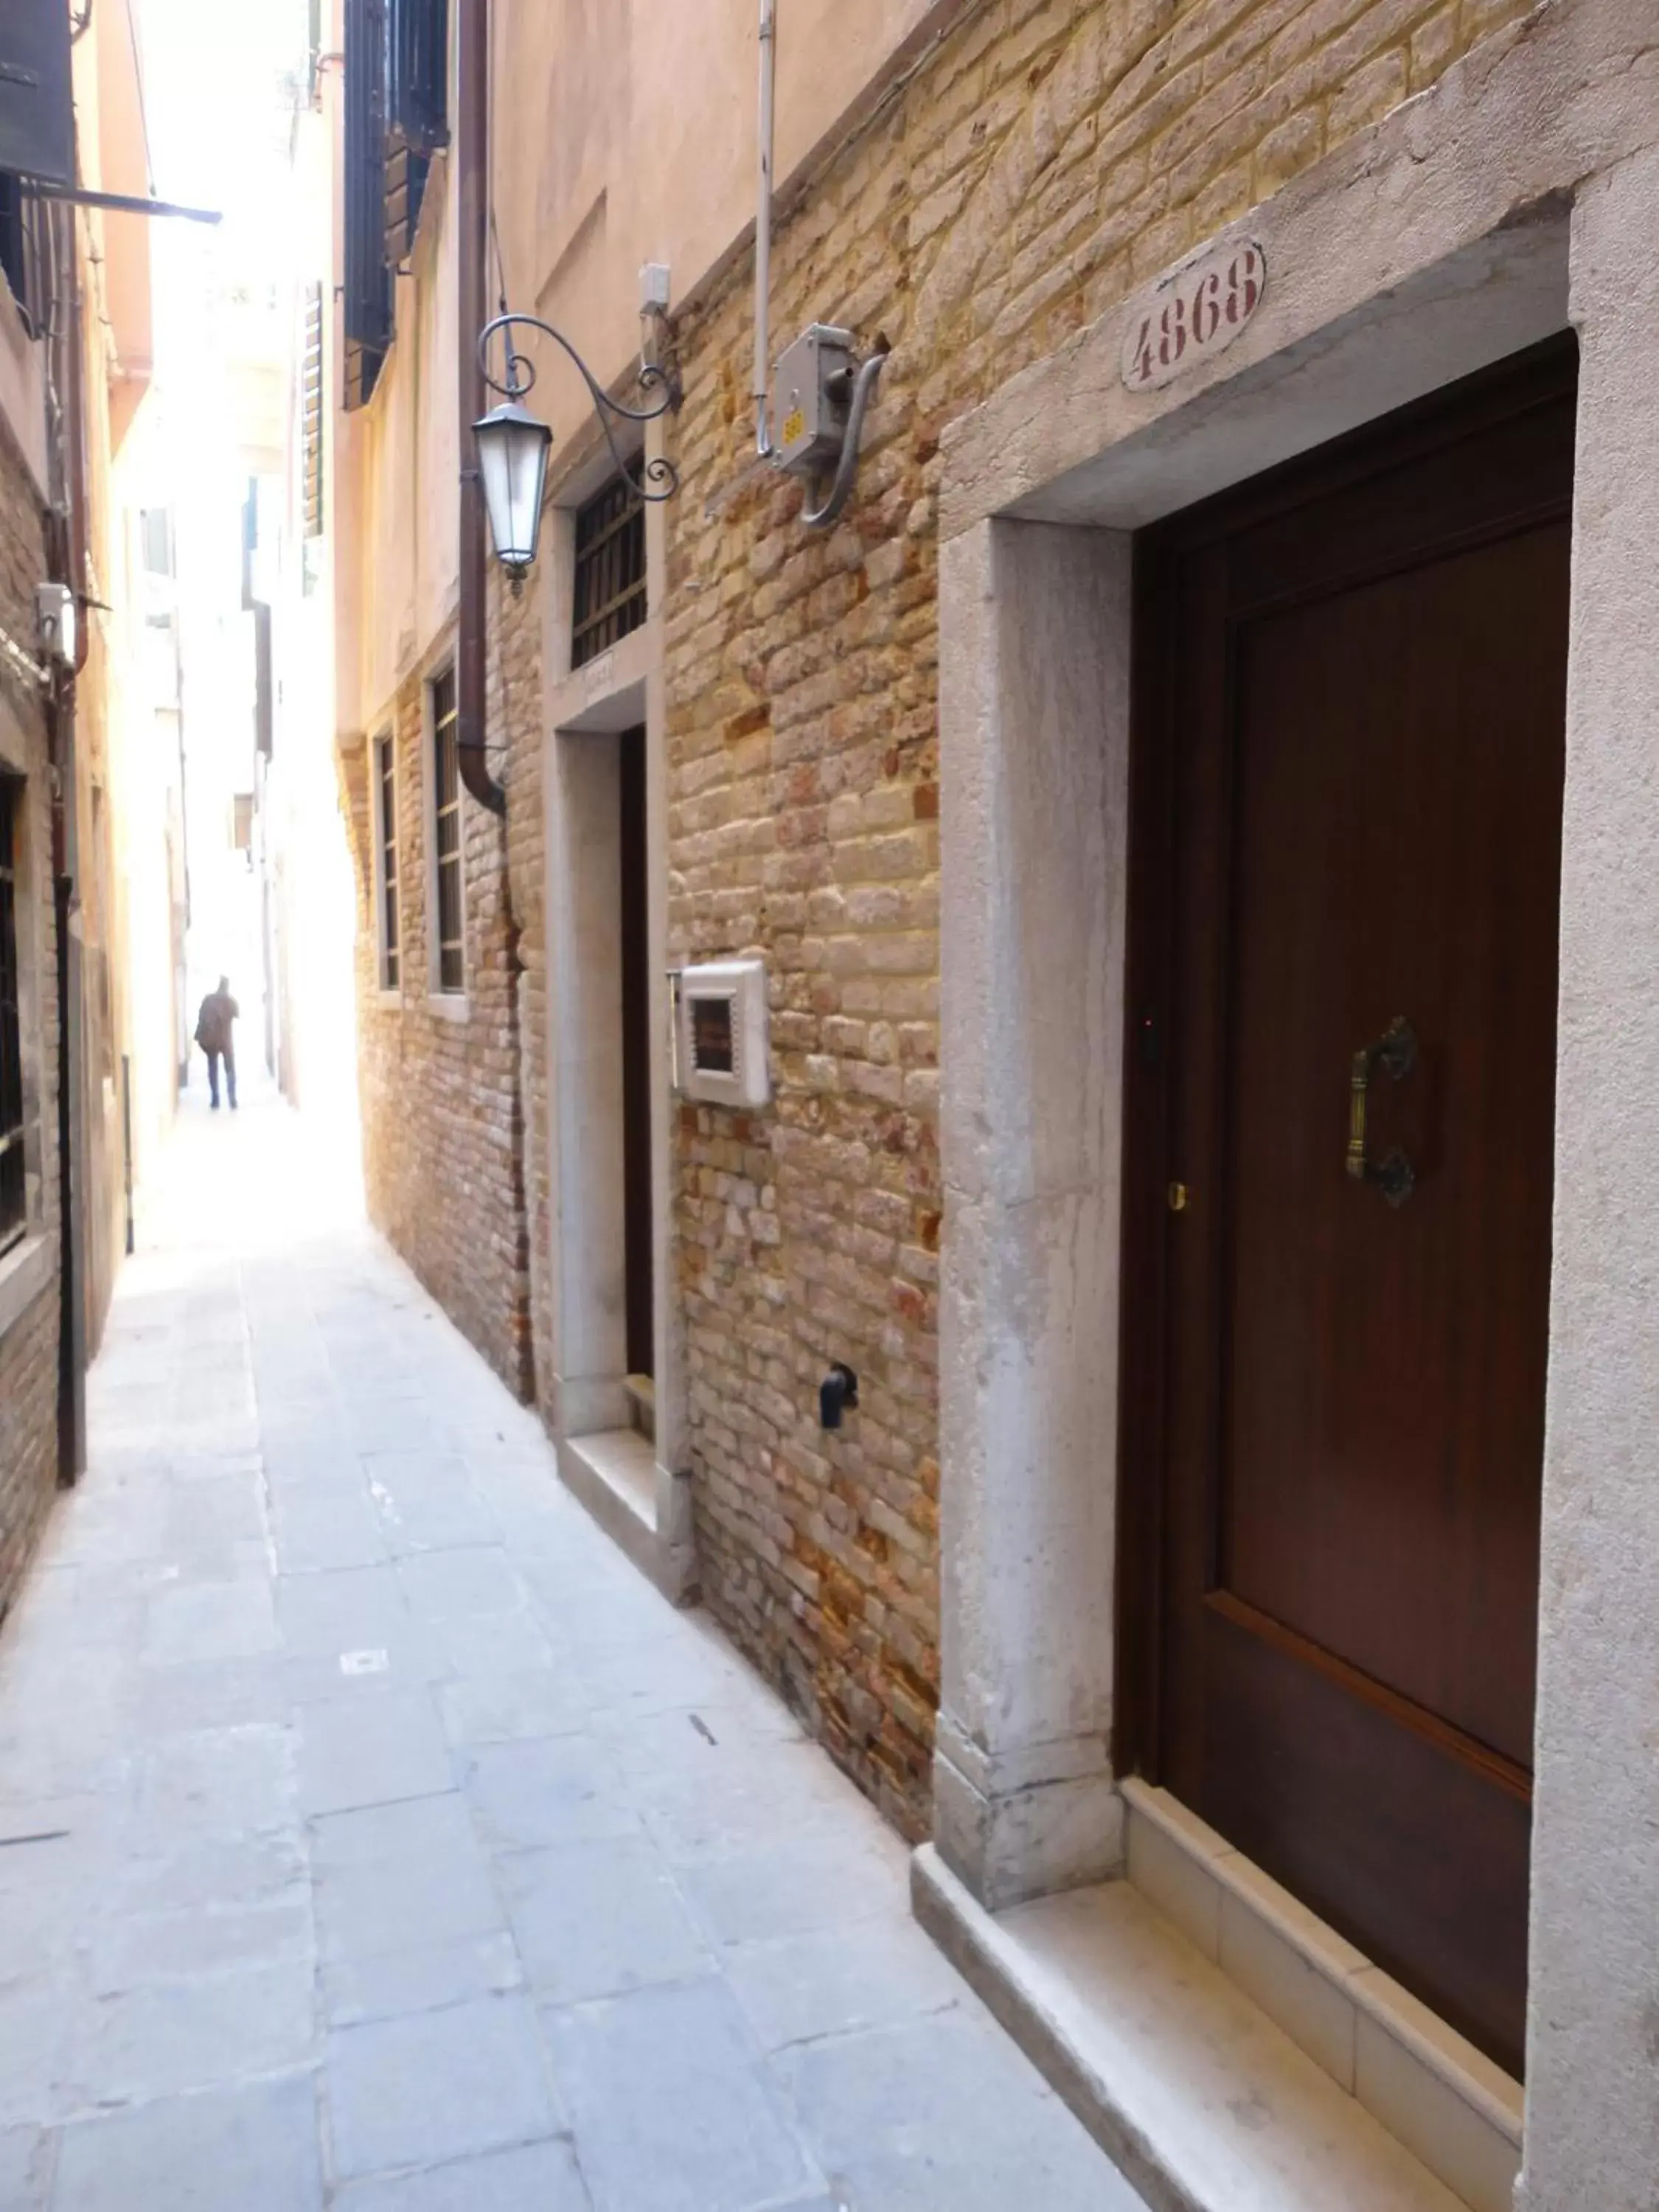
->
[473,398,552,581]
[473,310,681,588]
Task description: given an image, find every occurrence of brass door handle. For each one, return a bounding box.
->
[1347,1016,1416,1207]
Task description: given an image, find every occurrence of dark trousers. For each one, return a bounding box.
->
[206,1048,237,1110]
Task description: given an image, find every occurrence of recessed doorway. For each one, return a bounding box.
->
[1121,337,1576,2076]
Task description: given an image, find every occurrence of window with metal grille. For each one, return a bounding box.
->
[302,284,324,537]
[375,731,400,990]
[0,776,27,1259]
[571,476,647,669]
[431,670,464,992]
[343,0,391,411]
[0,174,46,338]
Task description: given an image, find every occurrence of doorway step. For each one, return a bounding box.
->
[557,1426,698,1606]
[914,1785,1523,2212]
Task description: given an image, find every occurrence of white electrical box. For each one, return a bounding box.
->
[675,959,771,1108]
[35,582,74,671]
[772,324,854,476]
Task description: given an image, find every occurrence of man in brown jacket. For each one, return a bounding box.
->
[195,977,240,1111]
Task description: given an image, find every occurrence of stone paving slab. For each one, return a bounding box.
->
[0,1090,1146,2210]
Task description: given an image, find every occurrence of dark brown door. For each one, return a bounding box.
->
[619,726,654,1381]
[1124,341,1576,2076]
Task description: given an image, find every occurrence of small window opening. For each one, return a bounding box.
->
[375,732,400,990]
[431,670,464,992]
[571,475,647,669]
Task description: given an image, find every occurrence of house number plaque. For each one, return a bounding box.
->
[1121,240,1267,392]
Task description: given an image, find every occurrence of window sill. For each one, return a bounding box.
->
[427,993,470,1023]
[376,988,403,1011]
[0,1233,53,1345]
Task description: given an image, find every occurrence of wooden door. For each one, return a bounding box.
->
[1123,341,1576,2076]
[619,726,654,1381]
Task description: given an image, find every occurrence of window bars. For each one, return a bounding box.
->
[0,778,27,1258]
[375,732,400,990]
[0,174,46,339]
[302,284,324,537]
[571,475,647,669]
[431,672,464,992]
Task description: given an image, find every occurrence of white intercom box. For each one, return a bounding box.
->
[675,959,771,1108]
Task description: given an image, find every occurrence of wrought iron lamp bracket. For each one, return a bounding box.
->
[477,311,681,505]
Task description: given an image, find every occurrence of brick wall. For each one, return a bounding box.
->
[341,569,545,1405]
[658,0,1535,1834]
[0,417,62,1623]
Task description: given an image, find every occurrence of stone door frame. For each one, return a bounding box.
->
[539,417,696,1599]
[932,6,1659,2203]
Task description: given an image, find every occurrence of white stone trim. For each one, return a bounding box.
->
[935,515,1131,1909]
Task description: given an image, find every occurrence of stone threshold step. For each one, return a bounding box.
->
[557,1427,698,1606]
[914,1843,1478,2212]
[1121,1779,1521,2212]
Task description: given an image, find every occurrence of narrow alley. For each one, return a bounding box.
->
[0,1088,1137,2211]
[7,0,1659,2204]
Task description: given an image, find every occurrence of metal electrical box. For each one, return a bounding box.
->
[675,959,771,1109]
[772,324,854,476]
[35,583,74,671]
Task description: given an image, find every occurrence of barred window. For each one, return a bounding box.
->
[0,175,47,340]
[375,733,400,990]
[0,776,27,1257]
[571,474,646,669]
[302,284,324,538]
[430,671,463,992]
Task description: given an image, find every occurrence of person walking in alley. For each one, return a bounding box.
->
[195,975,240,1110]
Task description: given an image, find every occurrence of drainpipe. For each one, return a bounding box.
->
[454,0,533,1402]
[46,197,89,1484]
[455,0,504,816]
[754,0,776,457]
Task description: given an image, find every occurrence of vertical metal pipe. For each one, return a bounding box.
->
[754,0,776,456]
[121,1053,133,1256]
[49,196,87,1484]
[456,0,504,815]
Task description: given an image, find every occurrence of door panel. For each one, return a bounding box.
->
[1225,528,1565,1762]
[1130,340,1576,2075]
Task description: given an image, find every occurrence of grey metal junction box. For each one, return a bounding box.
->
[771,324,855,476]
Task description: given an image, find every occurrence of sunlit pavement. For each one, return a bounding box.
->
[0,1084,1141,2211]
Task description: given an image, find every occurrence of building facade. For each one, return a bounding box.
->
[319,1,1659,2205]
[0,0,164,1613]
